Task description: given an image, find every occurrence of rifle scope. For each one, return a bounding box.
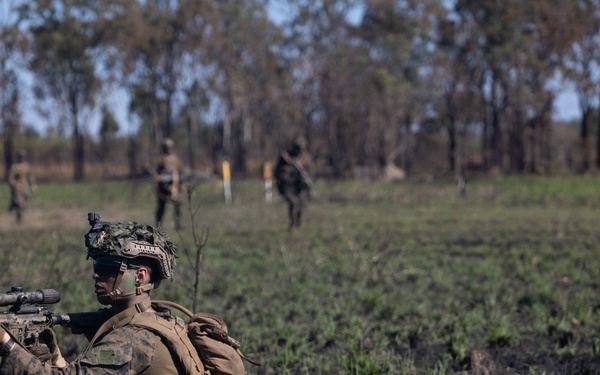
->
[0,286,61,307]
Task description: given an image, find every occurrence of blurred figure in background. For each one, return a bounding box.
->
[274,136,314,231]
[154,137,183,230]
[7,150,37,224]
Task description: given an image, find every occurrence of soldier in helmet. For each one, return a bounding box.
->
[274,136,314,231]
[154,137,183,230]
[0,213,190,374]
[7,150,37,224]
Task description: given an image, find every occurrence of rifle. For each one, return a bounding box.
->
[156,170,211,184]
[282,152,316,198]
[0,286,110,350]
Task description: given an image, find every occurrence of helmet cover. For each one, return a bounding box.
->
[85,213,176,281]
[162,137,175,153]
[292,136,307,150]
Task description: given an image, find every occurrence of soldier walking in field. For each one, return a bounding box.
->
[274,136,314,231]
[154,137,184,230]
[7,150,37,224]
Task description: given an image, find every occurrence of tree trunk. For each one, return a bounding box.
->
[3,131,14,182]
[128,136,138,178]
[596,91,600,169]
[402,114,414,178]
[580,108,591,172]
[510,110,525,172]
[186,112,196,170]
[447,114,457,173]
[2,87,18,181]
[231,114,247,174]
[71,98,84,181]
[491,103,502,170]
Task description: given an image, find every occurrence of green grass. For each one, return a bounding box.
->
[2,175,600,374]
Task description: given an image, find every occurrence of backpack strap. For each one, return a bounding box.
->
[153,300,194,318]
[127,312,205,375]
[83,297,152,354]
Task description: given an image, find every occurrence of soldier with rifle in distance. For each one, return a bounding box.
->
[154,137,184,230]
[7,150,37,224]
[274,136,314,231]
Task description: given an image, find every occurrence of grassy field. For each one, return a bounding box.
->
[1,175,600,374]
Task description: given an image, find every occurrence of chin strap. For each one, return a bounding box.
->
[108,259,155,301]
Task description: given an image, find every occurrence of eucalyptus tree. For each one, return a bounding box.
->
[434,18,483,175]
[517,1,580,174]
[0,73,20,181]
[360,0,445,178]
[96,0,214,168]
[20,0,100,181]
[181,79,210,170]
[201,1,288,173]
[453,0,523,172]
[453,0,578,173]
[99,105,119,174]
[563,0,600,172]
[0,1,28,179]
[275,0,389,178]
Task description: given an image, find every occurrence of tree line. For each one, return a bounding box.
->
[1,0,599,181]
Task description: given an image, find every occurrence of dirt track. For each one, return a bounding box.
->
[1,208,79,231]
[0,207,146,232]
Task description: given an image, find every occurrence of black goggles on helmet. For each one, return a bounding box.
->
[93,257,142,277]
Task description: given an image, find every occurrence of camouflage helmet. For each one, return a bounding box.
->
[288,136,307,157]
[16,149,27,162]
[292,136,307,150]
[85,213,176,281]
[162,137,175,153]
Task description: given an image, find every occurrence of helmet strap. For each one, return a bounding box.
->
[108,259,155,301]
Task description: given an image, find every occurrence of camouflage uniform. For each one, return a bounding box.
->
[0,297,183,374]
[155,138,183,230]
[0,214,194,374]
[7,151,36,223]
[274,137,313,230]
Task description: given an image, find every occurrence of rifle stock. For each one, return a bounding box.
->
[156,170,211,184]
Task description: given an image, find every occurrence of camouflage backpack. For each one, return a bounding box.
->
[131,300,260,375]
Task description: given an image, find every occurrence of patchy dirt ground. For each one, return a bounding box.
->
[0,206,149,233]
[1,208,84,232]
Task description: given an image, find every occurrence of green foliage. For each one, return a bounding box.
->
[86,219,176,258]
[2,176,600,373]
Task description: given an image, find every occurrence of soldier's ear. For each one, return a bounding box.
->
[136,267,152,285]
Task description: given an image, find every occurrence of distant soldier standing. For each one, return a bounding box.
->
[274,136,314,231]
[7,150,37,224]
[155,137,183,230]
